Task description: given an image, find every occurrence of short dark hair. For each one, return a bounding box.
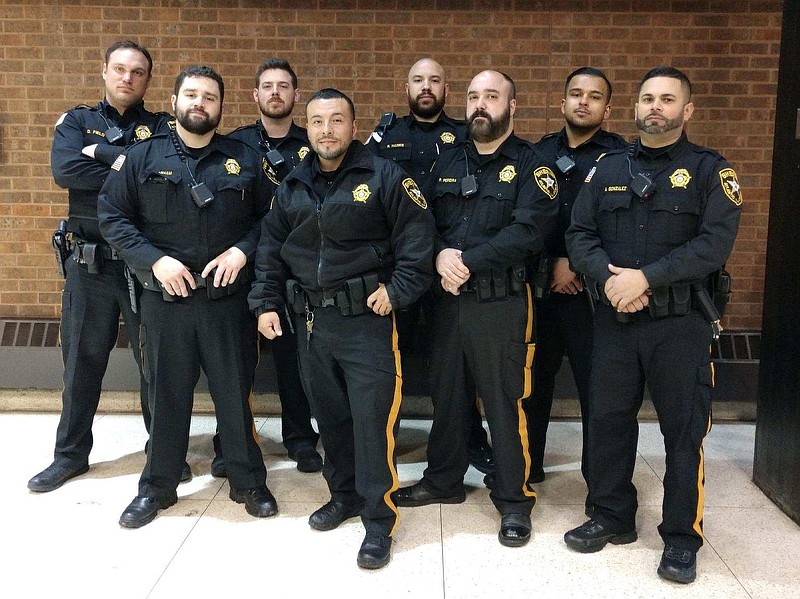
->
[307,88,355,120]
[173,65,225,103]
[637,66,692,99]
[254,58,298,89]
[564,67,613,101]
[104,40,153,76]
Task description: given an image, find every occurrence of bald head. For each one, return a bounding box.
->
[406,57,448,121]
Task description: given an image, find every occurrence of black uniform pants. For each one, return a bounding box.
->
[423,287,537,516]
[269,327,319,452]
[295,307,402,537]
[588,304,713,552]
[211,324,318,461]
[396,297,489,450]
[55,256,150,467]
[526,290,593,478]
[138,288,266,501]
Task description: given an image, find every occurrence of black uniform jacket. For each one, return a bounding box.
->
[98,131,270,274]
[365,112,467,187]
[227,120,310,186]
[428,134,560,275]
[566,133,742,288]
[536,128,627,258]
[51,99,170,242]
[248,141,435,315]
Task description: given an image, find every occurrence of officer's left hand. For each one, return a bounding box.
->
[618,292,650,313]
[551,257,583,294]
[81,144,98,159]
[605,264,650,310]
[367,283,393,316]
[202,247,247,287]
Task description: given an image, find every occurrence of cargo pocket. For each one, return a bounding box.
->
[503,340,536,401]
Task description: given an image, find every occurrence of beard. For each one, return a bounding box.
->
[176,106,220,135]
[313,138,350,162]
[468,105,511,143]
[259,96,294,120]
[564,111,604,135]
[635,113,683,135]
[408,92,445,120]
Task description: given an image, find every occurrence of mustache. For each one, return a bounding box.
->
[469,109,492,123]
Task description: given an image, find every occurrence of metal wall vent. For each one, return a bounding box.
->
[711,331,760,362]
[0,318,759,360]
[0,319,131,349]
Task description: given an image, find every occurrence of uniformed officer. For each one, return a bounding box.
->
[99,65,276,528]
[395,70,559,548]
[27,40,183,494]
[527,68,626,489]
[564,67,742,584]
[249,88,434,569]
[216,58,322,475]
[365,57,494,477]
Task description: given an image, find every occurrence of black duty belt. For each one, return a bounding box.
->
[72,237,122,261]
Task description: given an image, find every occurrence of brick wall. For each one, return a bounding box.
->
[0,0,780,329]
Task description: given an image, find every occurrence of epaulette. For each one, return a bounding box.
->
[228,121,258,135]
[690,144,724,160]
[597,146,627,162]
[539,131,559,142]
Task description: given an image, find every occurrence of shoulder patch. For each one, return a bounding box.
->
[402,178,427,209]
[110,154,126,172]
[263,158,280,185]
[534,166,559,200]
[719,168,742,205]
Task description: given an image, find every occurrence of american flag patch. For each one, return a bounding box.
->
[111,154,126,171]
[584,166,596,183]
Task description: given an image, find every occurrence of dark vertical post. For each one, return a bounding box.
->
[753,0,800,525]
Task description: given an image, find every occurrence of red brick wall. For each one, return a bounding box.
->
[0,0,780,329]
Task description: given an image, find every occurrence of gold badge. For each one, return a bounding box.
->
[402,178,427,209]
[669,168,692,189]
[353,183,371,203]
[262,158,279,185]
[440,131,456,144]
[498,165,517,183]
[719,168,742,205]
[225,158,241,175]
[534,166,558,200]
[297,146,310,161]
[134,125,152,140]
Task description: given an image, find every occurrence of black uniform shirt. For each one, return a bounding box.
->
[536,128,627,257]
[428,134,560,274]
[98,131,270,274]
[365,112,467,188]
[51,100,169,242]
[248,141,435,315]
[227,120,310,187]
[566,133,742,288]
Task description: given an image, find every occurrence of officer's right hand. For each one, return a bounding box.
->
[436,248,470,294]
[618,292,651,313]
[152,256,196,297]
[258,312,282,339]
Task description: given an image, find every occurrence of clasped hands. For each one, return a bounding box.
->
[604,264,651,313]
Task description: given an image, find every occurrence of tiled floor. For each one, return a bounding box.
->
[4,412,799,598]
